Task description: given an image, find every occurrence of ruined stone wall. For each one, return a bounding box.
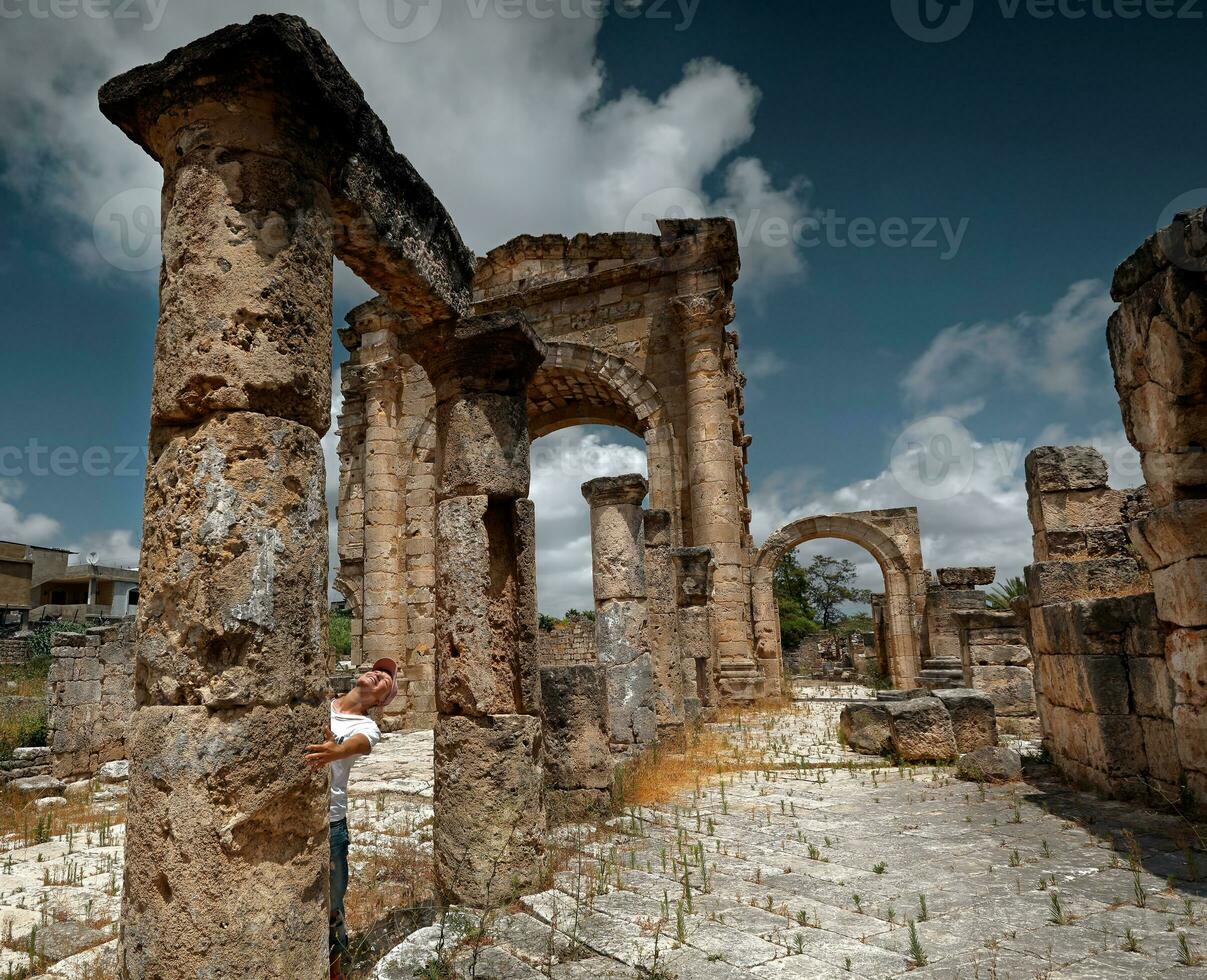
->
[47,623,134,781]
[1109,209,1207,809]
[953,608,1038,739]
[338,219,762,726]
[0,637,29,665]
[1023,446,1180,801]
[537,617,597,668]
[923,567,995,665]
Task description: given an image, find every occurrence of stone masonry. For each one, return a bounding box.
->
[338,221,764,728]
[583,474,657,755]
[406,313,549,908]
[99,14,477,977]
[952,606,1039,739]
[1022,446,1180,803]
[1109,206,1207,810]
[671,545,715,721]
[644,508,686,748]
[537,615,597,668]
[47,624,135,781]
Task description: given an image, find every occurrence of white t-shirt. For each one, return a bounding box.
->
[328,700,381,824]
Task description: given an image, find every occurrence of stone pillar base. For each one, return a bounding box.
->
[433,714,546,907]
[547,788,614,825]
[683,697,702,723]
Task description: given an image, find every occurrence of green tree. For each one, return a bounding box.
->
[986,576,1026,610]
[803,555,871,629]
[773,553,819,649]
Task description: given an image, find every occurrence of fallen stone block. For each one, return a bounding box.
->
[886,697,958,762]
[956,746,1022,783]
[11,775,66,798]
[96,759,129,784]
[933,688,998,752]
[838,702,893,755]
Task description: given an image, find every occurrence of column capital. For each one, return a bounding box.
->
[582,473,648,508]
[671,289,735,331]
[407,310,547,401]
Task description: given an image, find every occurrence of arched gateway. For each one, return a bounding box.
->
[337,221,764,726]
[752,509,928,690]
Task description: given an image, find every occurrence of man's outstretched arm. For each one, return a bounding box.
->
[303,727,372,769]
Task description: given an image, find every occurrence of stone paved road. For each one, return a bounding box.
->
[374,686,1207,979]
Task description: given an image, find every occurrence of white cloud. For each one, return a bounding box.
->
[740,346,789,382]
[0,1,808,294]
[0,480,62,545]
[901,280,1117,407]
[530,428,646,614]
[68,528,140,567]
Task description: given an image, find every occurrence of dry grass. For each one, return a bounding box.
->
[616,727,738,808]
[0,657,50,760]
[343,830,435,935]
[0,783,124,849]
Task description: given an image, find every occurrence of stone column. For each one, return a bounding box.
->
[582,475,656,754]
[101,49,334,980]
[644,509,685,749]
[672,546,715,718]
[675,291,761,701]
[411,312,548,908]
[359,333,406,697]
[1109,210,1207,808]
[750,564,783,694]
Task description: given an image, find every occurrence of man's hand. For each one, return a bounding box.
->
[304,727,370,769]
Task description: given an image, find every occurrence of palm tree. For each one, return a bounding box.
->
[986,576,1026,610]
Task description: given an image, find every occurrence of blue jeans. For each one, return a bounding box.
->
[330,819,350,964]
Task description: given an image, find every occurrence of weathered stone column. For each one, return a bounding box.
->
[100,33,334,980]
[644,509,686,748]
[675,291,761,701]
[672,546,716,719]
[1110,209,1207,808]
[410,312,548,907]
[359,331,406,685]
[750,564,783,694]
[582,475,657,754]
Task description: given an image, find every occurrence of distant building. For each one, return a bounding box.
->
[0,540,139,625]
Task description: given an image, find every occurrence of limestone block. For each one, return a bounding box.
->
[137,413,329,708]
[539,665,612,792]
[596,599,649,668]
[606,655,656,748]
[1025,446,1109,493]
[583,476,648,600]
[433,714,545,906]
[971,665,1036,717]
[1173,703,1207,774]
[149,150,334,431]
[121,703,328,980]
[11,775,66,798]
[839,702,893,755]
[933,689,998,753]
[1085,713,1148,777]
[1167,628,1207,706]
[513,498,542,717]
[1128,499,1207,570]
[1140,717,1183,784]
[937,567,996,588]
[1035,655,1129,714]
[670,547,712,607]
[1025,558,1150,606]
[1151,557,1207,628]
[969,644,1032,666]
[435,495,528,717]
[1036,594,1158,657]
[1128,655,1176,720]
[886,698,958,762]
[435,393,531,498]
[1030,489,1126,535]
[956,746,1022,783]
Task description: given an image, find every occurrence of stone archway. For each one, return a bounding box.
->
[753,509,926,691]
[528,342,680,537]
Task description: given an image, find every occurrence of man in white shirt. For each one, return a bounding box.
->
[304,657,398,979]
